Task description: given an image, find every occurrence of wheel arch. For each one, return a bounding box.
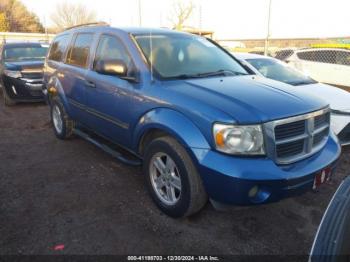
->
[134,108,211,157]
[46,75,70,113]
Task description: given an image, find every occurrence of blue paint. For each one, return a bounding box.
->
[44,26,341,206]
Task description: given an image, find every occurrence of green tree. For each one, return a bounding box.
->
[0,0,44,32]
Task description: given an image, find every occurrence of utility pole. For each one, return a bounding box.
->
[199,1,202,36]
[138,0,142,27]
[264,0,272,56]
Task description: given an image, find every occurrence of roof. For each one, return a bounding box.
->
[63,25,194,37]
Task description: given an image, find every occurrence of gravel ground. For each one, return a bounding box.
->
[0,98,349,257]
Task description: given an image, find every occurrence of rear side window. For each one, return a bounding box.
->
[66,33,94,68]
[48,34,70,62]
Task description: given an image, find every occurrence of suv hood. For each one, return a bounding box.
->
[297,83,350,112]
[165,75,328,124]
[5,60,44,71]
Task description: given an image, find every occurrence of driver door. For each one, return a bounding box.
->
[84,34,136,147]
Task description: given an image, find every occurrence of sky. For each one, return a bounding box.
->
[22,0,350,40]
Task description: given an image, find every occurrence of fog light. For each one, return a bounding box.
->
[48,87,57,95]
[248,186,259,198]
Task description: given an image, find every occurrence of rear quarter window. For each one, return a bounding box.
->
[48,34,70,62]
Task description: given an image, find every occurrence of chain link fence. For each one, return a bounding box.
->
[216,38,350,89]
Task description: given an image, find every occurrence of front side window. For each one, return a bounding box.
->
[4,45,49,62]
[48,34,70,62]
[134,34,248,79]
[94,34,131,68]
[297,51,315,61]
[66,33,94,68]
[247,58,316,86]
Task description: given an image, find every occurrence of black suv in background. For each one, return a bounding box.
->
[0,42,49,106]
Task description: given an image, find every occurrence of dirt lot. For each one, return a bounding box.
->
[0,98,349,257]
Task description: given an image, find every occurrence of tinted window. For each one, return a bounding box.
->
[247,58,316,86]
[48,35,70,62]
[4,45,48,62]
[274,50,293,61]
[314,50,336,64]
[297,51,315,61]
[94,35,131,68]
[135,34,247,79]
[297,50,337,64]
[67,33,94,68]
[335,51,350,66]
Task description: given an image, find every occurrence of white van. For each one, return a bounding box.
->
[285,48,350,88]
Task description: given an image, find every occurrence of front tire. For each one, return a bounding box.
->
[143,136,207,218]
[3,89,16,106]
[50,98,74,139]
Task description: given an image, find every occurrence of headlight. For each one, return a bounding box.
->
[213,123,265,155]
[4,70,22,78]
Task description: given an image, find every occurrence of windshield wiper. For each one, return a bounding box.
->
[288,80,315,86]
[168,70,248,80]
[196,69,248,78]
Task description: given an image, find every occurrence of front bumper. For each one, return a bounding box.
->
[2,75,44,101]
[192,132,341,205]
[331,113,350,145]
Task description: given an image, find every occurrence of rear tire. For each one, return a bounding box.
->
[143,136,207,218]
[50,97,74,139]
[3,89,16,106]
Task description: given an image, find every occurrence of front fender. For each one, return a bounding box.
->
[133,108,211,151]
[47,76,70,112]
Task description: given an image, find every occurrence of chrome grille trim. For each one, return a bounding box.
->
[264,107,330,165]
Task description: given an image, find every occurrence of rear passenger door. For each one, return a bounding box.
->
[62,33,94,124]
[84,34,137,146]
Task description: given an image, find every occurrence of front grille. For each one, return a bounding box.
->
[20,70,44,93]
[276,139,304,158]
[314,113,329,130]
[275,120,305,140]
[265,108,330,165]
[21,72,43,79]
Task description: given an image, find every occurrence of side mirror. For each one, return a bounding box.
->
[95,59,128,77]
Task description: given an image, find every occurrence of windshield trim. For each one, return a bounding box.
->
[246,57,317,86]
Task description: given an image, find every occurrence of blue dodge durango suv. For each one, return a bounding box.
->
[43,23,341,217]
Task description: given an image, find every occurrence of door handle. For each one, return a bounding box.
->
[85,80,96,88]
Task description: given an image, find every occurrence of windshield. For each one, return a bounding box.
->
[134,34,248,79]
[4,46,49,62]
[246,58,316,86]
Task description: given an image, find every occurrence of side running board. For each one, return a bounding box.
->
[73,128,142,166]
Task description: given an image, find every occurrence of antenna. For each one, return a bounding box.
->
[149,29,154,82]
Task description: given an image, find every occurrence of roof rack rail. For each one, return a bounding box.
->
[64,22,110,31]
